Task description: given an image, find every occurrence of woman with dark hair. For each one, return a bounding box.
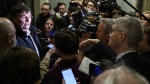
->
[38,17,56,55]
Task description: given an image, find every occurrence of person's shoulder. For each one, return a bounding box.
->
[50,10,56,15]
[29,26,38,32]
[123,52,150,63]
[50,13,55,18]
[30,25,37,29]
[61,15,69,20]
[36,13,43,18]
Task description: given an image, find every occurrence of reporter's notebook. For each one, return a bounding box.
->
[79,57,98,75]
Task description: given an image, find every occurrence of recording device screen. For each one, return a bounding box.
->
[89,63,102,77]
[62,68,77,84]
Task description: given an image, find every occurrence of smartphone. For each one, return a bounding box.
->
[62,68,77,84]
[47,44,54,49]
[89,63,102,77]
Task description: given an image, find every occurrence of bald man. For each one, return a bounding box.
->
[0,17,16,54]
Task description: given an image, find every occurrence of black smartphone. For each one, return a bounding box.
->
[89,63,102,77]
[70,2,78,7]
[62,68,77,84]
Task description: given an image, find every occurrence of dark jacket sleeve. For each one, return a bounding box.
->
[86,41,116,62]
[35,14,41,29]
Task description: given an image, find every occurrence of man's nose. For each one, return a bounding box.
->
[43,10,46,12]
[48,24,51,27]
[25,17,30,22]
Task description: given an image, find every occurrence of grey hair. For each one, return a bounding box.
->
[101,18,114,35]
[102,66,149,84]
[114,16,144,48]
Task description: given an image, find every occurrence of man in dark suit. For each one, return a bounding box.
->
[138,26,150,60]
[81,17,150,82]
[108,16,150,82]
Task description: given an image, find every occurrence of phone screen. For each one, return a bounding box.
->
[62,68,77,84]
[47,44,54,49]
[89,63,102,77]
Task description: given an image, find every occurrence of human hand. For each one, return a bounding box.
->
[80,32,91,42]
[79,39,100,52]
[45,47,56,58]
[54,58,61,66]
[80,39,99,48]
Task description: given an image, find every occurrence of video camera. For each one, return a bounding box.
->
[69,10,101,38]
[80,20,97,33]
[95,0,119,18]
[69,2,78,7]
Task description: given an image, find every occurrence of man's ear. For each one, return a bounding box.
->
[119,32,126,42]
[106,34,110,41]
[56,48,61,56]
[7,34,12,44]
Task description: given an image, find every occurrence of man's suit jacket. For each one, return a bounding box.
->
[140,51,150,61]
[116,52,150,82]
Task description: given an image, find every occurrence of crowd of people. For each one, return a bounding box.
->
[0,0,150,84]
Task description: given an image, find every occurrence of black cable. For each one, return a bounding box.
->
[123,0,150,23]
